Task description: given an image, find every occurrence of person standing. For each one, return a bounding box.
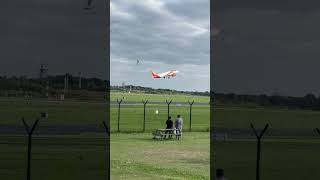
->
[175,115,183,135]
[165,116,173,139]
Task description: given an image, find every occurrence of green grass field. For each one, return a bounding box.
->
[3,133,320,179]
[3,92,320,179]
[0,133,209,180]
[3,95,320,130]
[111,132,210,180]
[0,135,107,180]
[0,97,106,125]
[111,92,209,102]
[214,139,320,179]
[0,96,210,131]
[0,94,210,179]
[110,104,209,132]
[214,107,320,129]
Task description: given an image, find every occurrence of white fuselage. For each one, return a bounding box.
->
[152,70,179,78]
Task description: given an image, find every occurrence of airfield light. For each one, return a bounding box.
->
[155,110,159,114]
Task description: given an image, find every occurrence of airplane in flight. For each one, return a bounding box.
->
[150,69,179,79]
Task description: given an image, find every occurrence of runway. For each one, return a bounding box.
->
[0,124,106,135]
[212,127,320,139]
[0,123,319,139]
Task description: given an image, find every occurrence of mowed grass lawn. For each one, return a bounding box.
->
[214,107,320,128]
[214,139,320,179]
[0,135,108,180]
[110,92,210,132]
[3,97,320,130]
[110,104,210,132]
[111,132,210,180]
[111,92,209,102]
[0,97,106,125]
[0,133,209,180]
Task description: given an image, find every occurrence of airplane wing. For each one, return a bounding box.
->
[158,71,171,78]
[167,70,179,77]
[151,70,178,78]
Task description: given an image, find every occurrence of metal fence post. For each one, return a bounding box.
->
[22,117,39,180]
[188,100,194,132]
[102,121,110,180]
[250,123,269,180]
[166,100,172,118]
[117,98,123,132]
[142,100,148,132]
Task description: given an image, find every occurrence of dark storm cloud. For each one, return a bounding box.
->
[1,0,107,79]
[213,0,320,96]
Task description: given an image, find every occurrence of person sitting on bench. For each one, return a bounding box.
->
[165,116,173,139]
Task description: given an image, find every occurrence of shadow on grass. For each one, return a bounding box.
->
[128,137,182,142]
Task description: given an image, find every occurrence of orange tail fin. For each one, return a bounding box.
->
[150,70,160,78]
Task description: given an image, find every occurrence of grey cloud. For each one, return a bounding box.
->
[214,0,320,13]
[164,0,210,23]
[111,57,209,92]
[111,0,209,66]
[110,0,209,91]
[213,1,320,96]
[1,0,107,79]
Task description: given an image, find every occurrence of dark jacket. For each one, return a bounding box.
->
[166,119,173,129]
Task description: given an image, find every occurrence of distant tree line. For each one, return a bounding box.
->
[0,75,108,98]
[2,76,320,110]
[213,92,320,110]
[110,85,320,110]
[111,85,210,96]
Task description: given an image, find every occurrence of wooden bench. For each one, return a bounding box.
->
[152,129,182,140]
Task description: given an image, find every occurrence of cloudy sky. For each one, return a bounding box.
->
[110,0,210,92]
[213,0,320,97]
[1,0,107,79]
